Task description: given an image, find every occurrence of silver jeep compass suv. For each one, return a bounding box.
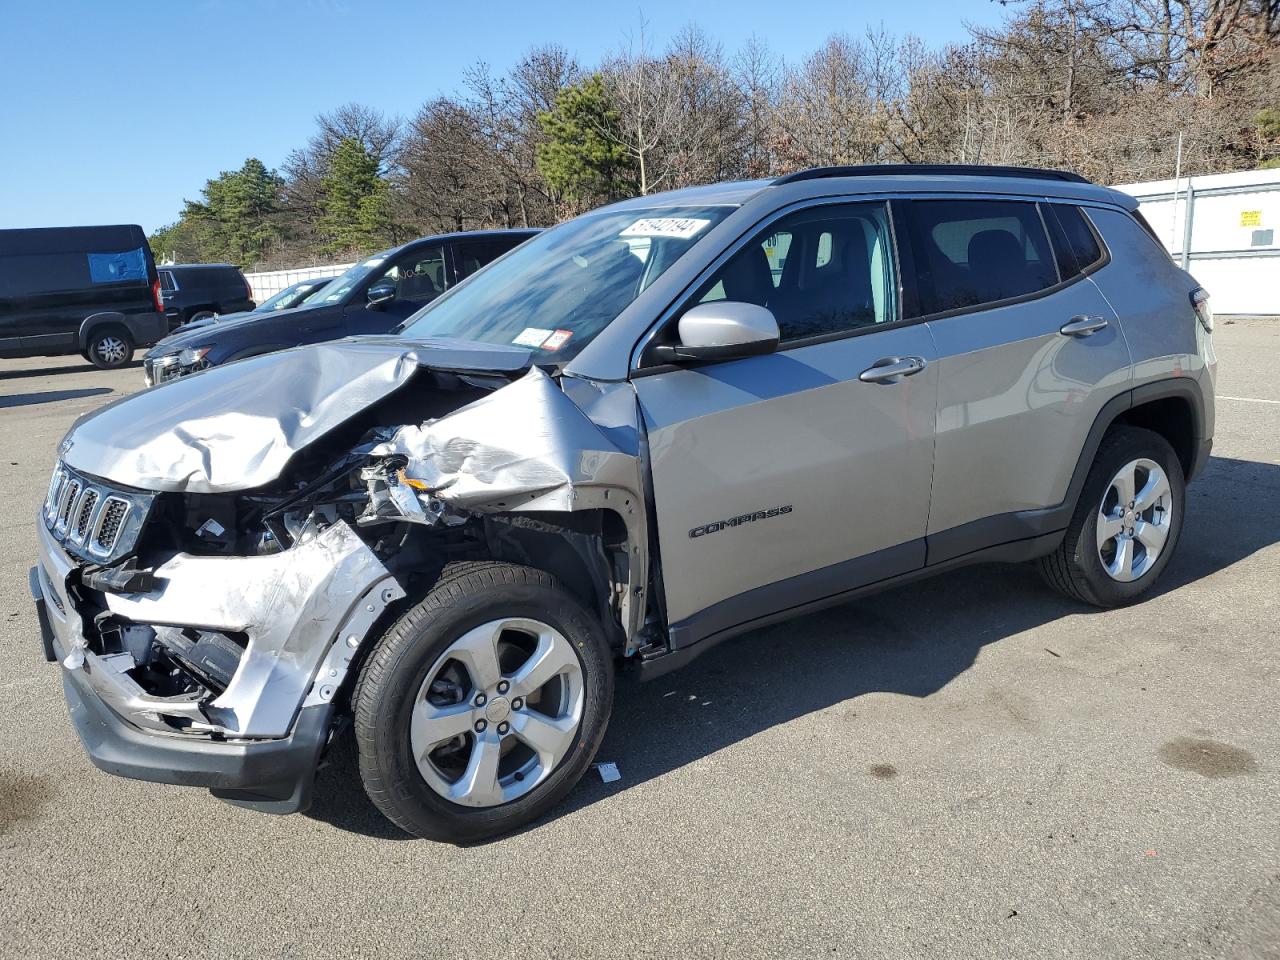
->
[32,165,1216,842]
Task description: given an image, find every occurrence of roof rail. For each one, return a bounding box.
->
[773,164,1090,185]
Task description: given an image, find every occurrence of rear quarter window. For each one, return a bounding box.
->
[905,199,1059,316]
[1046,204,1105,277]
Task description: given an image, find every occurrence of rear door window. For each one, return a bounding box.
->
[905,199,1058,316]
[159,270,177,292]
[454,239,517,282]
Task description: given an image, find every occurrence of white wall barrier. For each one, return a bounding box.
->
[1114,168,1279,317]
[244,262,353,301]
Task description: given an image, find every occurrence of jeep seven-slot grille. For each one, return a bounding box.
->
[72,489,99,542]
[95,498,129,550]
[42,464,153,562]
[56,478,81,533]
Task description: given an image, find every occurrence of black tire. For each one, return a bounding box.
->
[187,309,217,324]
[352,561,614,843]
[85,327,134,369]
[1037,425,1185,607]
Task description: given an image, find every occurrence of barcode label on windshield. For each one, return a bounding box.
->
[620,217,711,239]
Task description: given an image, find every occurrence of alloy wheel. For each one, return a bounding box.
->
[409,617,584,808]
[1096,457,1174,582]
[94,336,128,366]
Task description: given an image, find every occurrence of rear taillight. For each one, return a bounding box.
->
[1191,287,1213,333]
[152,278,164,314]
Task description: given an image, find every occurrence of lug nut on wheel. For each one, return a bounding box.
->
[512,697,523,710]
[475,719,487,733]
[497,680,510,694]
[498,721,509,735]
[474,693,487,707]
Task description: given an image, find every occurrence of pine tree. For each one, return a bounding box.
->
[536,75,636,208]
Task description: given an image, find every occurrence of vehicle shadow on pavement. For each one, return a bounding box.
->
[0,360,142,382]
[306,454,1280,842]
[0,387,114,409]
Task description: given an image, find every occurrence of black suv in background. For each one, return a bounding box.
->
[0,225,167,369]
[143,229,537,384]
[158,264,255,326]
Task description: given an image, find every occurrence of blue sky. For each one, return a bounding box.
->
[0,0,1004,233]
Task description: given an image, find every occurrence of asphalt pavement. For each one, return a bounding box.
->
[1,321,1277,959]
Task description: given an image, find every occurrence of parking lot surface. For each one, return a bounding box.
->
[1,321,1277,960]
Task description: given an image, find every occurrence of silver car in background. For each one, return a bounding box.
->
[32,164,1215,842]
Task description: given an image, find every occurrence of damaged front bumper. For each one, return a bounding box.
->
[32,517,404,813]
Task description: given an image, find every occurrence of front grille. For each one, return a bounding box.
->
[95,498,130,551]
[72,489,99,542]
[41,463,154,562]
[56,479,82,534]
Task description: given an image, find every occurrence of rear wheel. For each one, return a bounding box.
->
[353,561,614,842]
[1037,426,1185,607]
[187,309,217,324]
[86,328,133,369]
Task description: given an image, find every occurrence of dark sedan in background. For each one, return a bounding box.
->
[172,275,337,337]
[254,276,336,312]
[143,229,537,384]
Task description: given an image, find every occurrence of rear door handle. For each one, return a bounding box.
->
[859,356,927,383]
[1060,315,1109,337]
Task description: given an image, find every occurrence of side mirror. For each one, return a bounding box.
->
[367,281,396,307]
[650,301,780,364]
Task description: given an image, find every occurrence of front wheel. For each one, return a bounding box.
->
[1037,426,1185,607]
[86,328,134,369]
[353,561,614,842]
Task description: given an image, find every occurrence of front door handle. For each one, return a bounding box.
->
[859,356,928,383]
[1060,315,1109,337]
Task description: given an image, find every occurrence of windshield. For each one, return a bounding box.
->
[257,279,325,311]
[300,254,392,306]
[399,205,734,360]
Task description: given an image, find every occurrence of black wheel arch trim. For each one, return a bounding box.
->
[79,311,167,349]
[78,312,132,349]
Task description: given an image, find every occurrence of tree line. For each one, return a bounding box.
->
[149,0,1279,270]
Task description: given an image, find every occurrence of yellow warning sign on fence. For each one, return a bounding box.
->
[1240,210,1262,227]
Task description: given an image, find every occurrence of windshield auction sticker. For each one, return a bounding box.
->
[620,217,711,239]
[542,329,573,351]
[512,327,553,347]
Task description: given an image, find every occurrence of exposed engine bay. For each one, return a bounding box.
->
[46,344,651,742]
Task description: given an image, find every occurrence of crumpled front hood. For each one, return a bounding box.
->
[62,337,533,493]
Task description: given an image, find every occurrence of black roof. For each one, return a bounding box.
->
[0,224,147,256]
[774,164,1090,185]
